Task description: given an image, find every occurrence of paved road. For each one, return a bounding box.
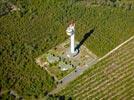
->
[49,58,98,94]
[49,36,134,95]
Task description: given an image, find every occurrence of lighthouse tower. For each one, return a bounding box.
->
[66,22,78,57]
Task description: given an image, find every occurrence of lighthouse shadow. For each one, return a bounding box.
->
[75,28,95,51]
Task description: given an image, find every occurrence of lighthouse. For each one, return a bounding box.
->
[66,22,78,57]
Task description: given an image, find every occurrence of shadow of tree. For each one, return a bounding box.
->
[75,28,95,51]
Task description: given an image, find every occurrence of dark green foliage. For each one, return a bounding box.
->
[46,94,72,100]
[0,1,9,17]
[78,0,134,9]
[0,0,134,99]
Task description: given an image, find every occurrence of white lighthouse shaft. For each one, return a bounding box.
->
[66,23,75,54]
[71,33,75,53]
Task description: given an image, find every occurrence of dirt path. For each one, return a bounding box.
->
[98,36,134,61]
[49,35,134,95]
